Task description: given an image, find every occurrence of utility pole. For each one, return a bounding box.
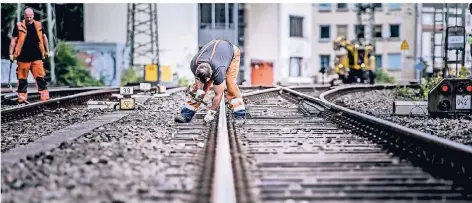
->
[126,3,160,82]
[17,3,22,22]
[356,3,375,48]
[47,3,56,84]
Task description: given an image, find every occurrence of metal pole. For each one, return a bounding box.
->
[17,3,21,22]
[47,3,56,84]
[234,3,239,46]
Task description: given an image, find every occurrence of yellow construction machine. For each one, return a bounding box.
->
[333,36,375,84]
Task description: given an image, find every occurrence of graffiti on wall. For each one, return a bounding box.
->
[69,42,128,87]
[76,51,117,86]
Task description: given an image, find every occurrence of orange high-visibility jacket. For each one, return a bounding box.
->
[13,20,46,58]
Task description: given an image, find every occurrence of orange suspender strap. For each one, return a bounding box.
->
[195,40,218,66]
[209,40,221,61]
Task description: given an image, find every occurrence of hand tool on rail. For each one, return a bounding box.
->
[185,85,208,105]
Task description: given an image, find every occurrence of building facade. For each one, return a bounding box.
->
[312,3,417,84]
[83,3,424,86]
[244,3,314,85]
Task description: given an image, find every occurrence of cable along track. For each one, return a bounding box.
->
[226,87,472,202]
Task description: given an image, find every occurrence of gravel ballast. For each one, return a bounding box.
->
[331,89,472,146]
[1,107,112,153]
[1,91,212,202]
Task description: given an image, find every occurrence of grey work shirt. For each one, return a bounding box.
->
[190,40,235,85]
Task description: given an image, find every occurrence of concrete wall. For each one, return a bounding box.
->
[84,3,198,83]
[157,3,199,81]
[84,3,127,44]
[244,3,279,84]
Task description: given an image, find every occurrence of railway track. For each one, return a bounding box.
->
[2,84,472,202]
[0,87,114,106]
[0,86,185,123]
[199,86,472,202]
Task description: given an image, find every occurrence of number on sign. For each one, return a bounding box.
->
[455,95,471,110]
[120,87,134,95]
[140,83,151,91]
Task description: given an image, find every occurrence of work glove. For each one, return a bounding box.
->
[9,55,15,63]
[43,52,49,60]
[195,89,205,99]
[204,110,217,123]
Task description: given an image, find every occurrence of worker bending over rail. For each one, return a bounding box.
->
[9,8,50,103]
[174,39,246,124]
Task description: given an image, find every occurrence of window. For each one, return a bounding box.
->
[319,55,331,70]
[200,4,211,28]
[337,3,347,9]
[337,25,348,38]
[375,54,382,69]
[390,24,400,38]
[355,25,365,39]
[215,4,226,29]
[375,25,382,38]
[388,3,401,10]
[228,3,234,24]
[373,3,382,9]
[199,3,234,29]
[320,25,330,39]
[422,13,433,25]
[319,4,332,11]
[289,57,303,77]
[387,53,401,70]
[290,16,304,37]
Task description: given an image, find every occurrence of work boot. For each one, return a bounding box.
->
[39,90,50,101]
[174,115,190,123]
[17,92,28,103]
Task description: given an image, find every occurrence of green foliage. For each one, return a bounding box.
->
[120,67,142,86]
[375,68,396,84]
[178,77,190,87]
[420,77,441,99]
[1,3,17,59]
[458,66,471,79]
[393,86,414,98]
[52,41,103,87]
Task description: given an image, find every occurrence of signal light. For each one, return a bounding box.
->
[441,84,449,92]
[467,84,472,93]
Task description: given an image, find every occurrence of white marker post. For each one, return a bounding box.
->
[119,87,136,110]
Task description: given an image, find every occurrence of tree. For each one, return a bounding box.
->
[1,3,17,59]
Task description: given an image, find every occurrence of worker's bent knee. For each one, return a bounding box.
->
[229,98,246,118]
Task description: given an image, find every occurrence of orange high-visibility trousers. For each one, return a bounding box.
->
[16,60,49,102]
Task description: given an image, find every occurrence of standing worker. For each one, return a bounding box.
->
[174,39,246,124]
[9,7,50,103]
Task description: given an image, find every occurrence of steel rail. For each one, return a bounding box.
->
[1,86,109,100]
[1,86,181,123]
[318,85,472,157]
[239,85,472,187]
[315,85,472,185]
[211,98,237,203]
